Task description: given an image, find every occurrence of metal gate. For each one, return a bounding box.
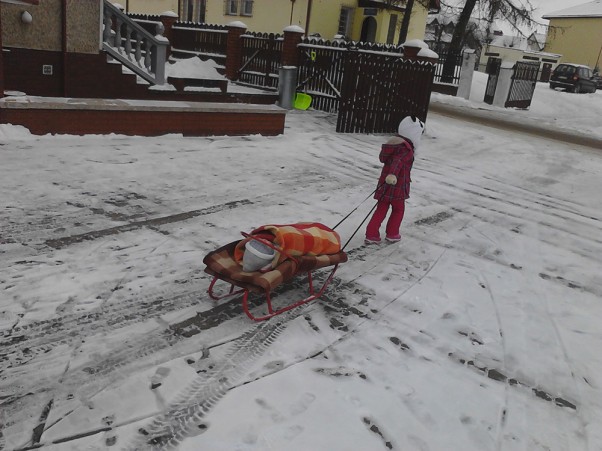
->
[505,61,540,109]
[484,57,502,104]
[540,62,552,82]
[337,50,435,133]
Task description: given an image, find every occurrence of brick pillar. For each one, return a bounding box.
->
[160,11,178,59]
[281,26,304,67]
[225,22,247,81]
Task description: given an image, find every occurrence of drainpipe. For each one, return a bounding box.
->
[305,0,312,35]
[61,0,67,97]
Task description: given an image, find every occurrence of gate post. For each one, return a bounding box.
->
[282,25,304,67]
[160,11,179,60]
[492,62,514,108]
[457,49,475,100]
[225,21,247,81]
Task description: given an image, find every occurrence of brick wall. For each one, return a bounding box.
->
[3,47,278,104]
[4,48,64,96]
[0,107,286,136]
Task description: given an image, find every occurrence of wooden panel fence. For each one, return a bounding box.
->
[297,41,347,113]
[296,39,407,113]
[170,23,228,64]
[337,51,435,133]
[120,18,437,133]
[128,13,162,35]
[236,32,283,90]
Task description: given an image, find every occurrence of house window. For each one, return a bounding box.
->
[225,0,238,15]
[241,0,253,16]
[181,0,205,22]
[338,7,353,38]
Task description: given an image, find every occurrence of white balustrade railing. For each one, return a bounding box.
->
[102,0,167,85]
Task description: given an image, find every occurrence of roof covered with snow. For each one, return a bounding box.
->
[542,0,602,19]
[489,35,530,51]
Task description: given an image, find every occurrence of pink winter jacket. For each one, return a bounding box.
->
[374,136,415,202]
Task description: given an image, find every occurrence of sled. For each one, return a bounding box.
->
[203,232,348,321]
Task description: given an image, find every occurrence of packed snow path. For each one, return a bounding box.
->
[1,109,601,450]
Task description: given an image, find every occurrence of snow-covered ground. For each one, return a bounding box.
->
[1,74,601,451]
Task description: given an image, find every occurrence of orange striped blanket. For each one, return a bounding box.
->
[234,222,342,270]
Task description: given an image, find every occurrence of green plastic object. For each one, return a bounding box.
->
[294,93,312,110]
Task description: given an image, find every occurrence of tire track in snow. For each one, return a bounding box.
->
[0,283,209,372]
[475,269,509,451]
[123,316,292,450]
[418,159,602,235]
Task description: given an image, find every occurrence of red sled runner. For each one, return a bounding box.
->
[203,223,348,321]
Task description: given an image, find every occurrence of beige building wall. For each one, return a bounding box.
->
[104,0,431,43]
[114,0,179,15]
[204,0,310,34]
[477,45,561,70]
[407,6,427,42]
[306,0,353,39]
[544,17,602,70]
[478,46,526,68]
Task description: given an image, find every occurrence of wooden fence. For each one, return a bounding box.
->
[125,15,437,132]
[130,14,228,65]
[296,38,407,113]
[238,32,283,90]
[169,22,228,64]
[338,51,434,133]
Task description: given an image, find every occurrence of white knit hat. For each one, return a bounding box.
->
[398,115,425,149]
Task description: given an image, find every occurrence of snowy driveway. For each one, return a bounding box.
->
[1,108,601,450]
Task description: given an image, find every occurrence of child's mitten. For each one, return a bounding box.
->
[385,174,397,185]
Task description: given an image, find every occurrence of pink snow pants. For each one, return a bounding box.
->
[366,199,406,239]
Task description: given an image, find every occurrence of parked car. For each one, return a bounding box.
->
[549,63,597,93]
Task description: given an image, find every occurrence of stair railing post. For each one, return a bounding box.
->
[124,25,132,60]
[152,40,167,84]
[114,17,123,50]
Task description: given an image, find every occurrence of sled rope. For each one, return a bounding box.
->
[333,183,386,251]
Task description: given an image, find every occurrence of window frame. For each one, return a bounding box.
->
[225,0,238,15]
[240,0,253,16]
[338,6,353,38]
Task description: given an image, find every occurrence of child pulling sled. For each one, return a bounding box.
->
[365,115,425,243]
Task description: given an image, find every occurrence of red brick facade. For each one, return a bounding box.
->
[2,47,278,104]
[1,103,286,136]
